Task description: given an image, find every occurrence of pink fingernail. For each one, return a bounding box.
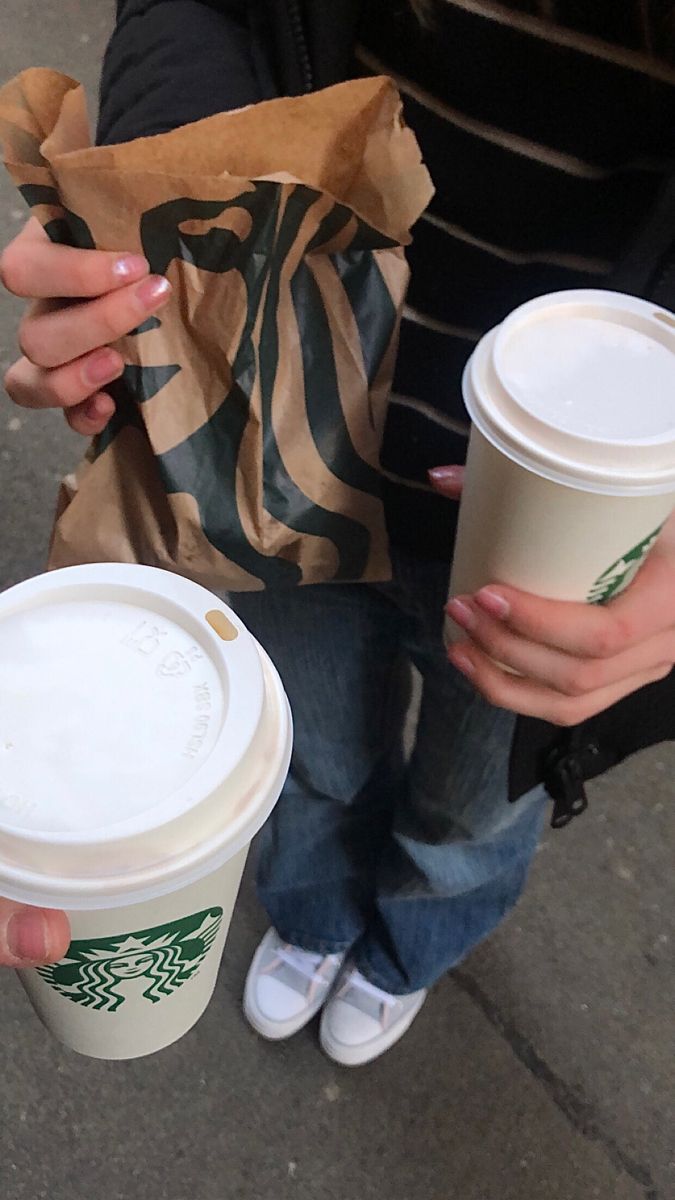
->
[446,597,476,631]
[451,650,475,676]
[135,275,172,309]
[476,589,510,619]
[86,349,122,386]
[8,911,48,961]
[112,254,148,281]
[87,395,115,421]
[428,466,462,482]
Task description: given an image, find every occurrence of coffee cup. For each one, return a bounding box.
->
[0,564,292,1059]
[446,290,675,641]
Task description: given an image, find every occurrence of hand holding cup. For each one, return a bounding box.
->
[431,464,675,725]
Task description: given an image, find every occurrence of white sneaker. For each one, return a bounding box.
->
[320,963,428,1066]
[244,928,347,1041]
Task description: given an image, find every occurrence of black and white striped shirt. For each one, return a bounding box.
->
[356,0,675,554]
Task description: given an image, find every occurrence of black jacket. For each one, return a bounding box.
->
[99,0,675,825]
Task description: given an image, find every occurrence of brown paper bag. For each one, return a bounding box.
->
[0,69,433,590]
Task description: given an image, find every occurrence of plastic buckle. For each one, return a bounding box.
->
[545,746,589,829]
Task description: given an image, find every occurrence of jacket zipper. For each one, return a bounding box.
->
[286,0,314,92]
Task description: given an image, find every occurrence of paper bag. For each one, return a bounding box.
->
[0,69,433,590]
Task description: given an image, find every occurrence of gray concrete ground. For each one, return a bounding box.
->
[0,5,673,1199]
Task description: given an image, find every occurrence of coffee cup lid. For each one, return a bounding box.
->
[464,290,675,495]
[0,565,291,909]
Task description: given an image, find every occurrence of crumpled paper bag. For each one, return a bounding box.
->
[0,68,433,589]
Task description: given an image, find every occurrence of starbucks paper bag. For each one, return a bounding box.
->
[0,69,433,589]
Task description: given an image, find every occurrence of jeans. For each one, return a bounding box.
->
[231,546,547,995]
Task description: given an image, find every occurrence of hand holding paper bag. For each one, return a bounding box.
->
[1,216,171,436]
[0,69,433,590]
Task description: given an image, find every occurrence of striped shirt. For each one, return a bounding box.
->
[355,0,675,555]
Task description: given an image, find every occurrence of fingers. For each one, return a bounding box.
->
[5,347,124,438]
[17,274,171,368]
[0,217,149,300]
[0,898,71,968]
[445,539,675,722]
[428,465,465,499]
[5,347,125,411]
[2,220,170,434]
[447,638,672,726]
[470,547,675,660]
[447,595,675,697]
[471,584,630,659]
[65,392,117,436]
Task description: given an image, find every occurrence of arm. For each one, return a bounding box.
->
[98,0,268,144]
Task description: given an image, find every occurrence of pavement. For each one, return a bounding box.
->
[0,5,673,1199]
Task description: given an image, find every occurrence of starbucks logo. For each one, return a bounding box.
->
[36,908,223,1013]
[587,525,664,605]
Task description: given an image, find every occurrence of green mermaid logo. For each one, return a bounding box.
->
[36,908,223,1013]
[587,524,664,604]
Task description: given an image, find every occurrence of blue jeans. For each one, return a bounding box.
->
[231,547,547,995]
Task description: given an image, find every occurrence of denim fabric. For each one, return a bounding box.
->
[230,546,547,994]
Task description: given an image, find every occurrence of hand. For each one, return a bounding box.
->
[0,898,70,967]
[1,217,171,436]
[430,465,675,725]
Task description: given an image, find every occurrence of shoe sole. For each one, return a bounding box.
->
[319,990,428,1067]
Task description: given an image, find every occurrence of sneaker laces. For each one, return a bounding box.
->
[337,968,399,1029]
[261,942,339,1004]
[276,944,331,983]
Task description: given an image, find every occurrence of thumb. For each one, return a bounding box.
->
[0,898,70,967]
[428,465,465,499]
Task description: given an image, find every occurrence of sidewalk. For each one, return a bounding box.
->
[0,5,673,1198]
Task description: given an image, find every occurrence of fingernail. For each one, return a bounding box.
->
[476,588,510,619]
[112,254,148,280]
[86,394,115,421]
[428,466,462,482]
[450,650,475,676]
[446,597,476,631]
[85,349,123,386]
[8,911,48,961]
[135,275,172,309]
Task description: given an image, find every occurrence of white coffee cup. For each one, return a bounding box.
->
[0,564,292,1059]
[446,290,675,641]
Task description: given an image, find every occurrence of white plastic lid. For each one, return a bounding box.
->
[0,565,292,909]
[464,290,675,495]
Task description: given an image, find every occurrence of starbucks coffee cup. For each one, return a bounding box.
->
[0,564,292,1059]
[447,290,675,641]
